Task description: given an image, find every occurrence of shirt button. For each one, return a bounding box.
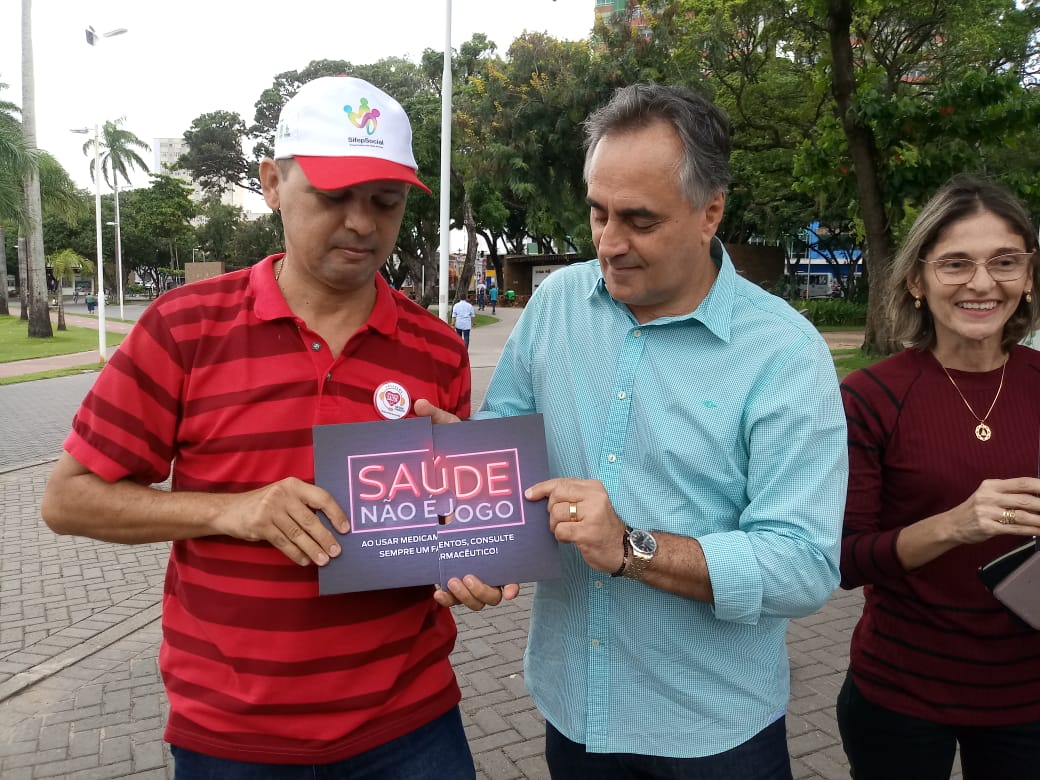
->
[607,454,617,463]
[633,329,642,338]
[594,580,603,589]
[617,391,627,400]
[311,342,322,351]
[326,373,333,381]
[591,639,601,648]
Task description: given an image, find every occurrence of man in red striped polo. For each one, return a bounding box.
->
[41,76,513,779]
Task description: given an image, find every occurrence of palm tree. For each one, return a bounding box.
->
[19,0,52,337]
[47,248,93,330]
[1,82,85,319]
[82,117,150,308]
[0,85,35,318]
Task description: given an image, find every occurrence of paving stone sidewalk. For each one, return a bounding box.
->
[0,462,869,779]
[0,302,885,779]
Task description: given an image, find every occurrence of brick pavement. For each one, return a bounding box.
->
[0,302,877,779]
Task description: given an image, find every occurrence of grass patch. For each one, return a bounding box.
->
[0,364,104,386]
[833,350,881,378]
[0,315,125,363]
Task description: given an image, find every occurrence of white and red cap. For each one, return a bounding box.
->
[273,75,431,194]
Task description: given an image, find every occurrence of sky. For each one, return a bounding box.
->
[1,0,596,211]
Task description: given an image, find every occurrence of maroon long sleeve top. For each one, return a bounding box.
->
[840,345,1040,726]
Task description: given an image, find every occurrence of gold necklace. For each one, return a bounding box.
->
[275,258,285,282]
[939,357,1007,442]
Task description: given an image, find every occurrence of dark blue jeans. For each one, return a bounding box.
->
[170,706,475,779]
[455,328,470,347]
[837,673,1040,780]
[545,716,793,780]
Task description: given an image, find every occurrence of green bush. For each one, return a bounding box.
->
[795,299,867,327]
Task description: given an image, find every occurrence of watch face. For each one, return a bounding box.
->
[629,528,657,555]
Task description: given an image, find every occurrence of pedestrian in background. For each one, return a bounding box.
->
[451,295,475,348]
[489,283,498,314]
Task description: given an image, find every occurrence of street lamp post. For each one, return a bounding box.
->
[87,25,128,320]
[107,219,124,318]
[70,124,107,362]
[438,0,453,321]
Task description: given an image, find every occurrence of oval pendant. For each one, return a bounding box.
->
[975,423,992,442]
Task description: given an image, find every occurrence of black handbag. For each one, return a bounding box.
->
[978,537,1040,629]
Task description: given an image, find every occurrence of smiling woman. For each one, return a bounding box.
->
[837,174,1040,780]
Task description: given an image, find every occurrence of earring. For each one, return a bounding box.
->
[1027,291,1033,304]
[914,296,922,310]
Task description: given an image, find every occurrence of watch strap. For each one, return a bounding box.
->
[610,532,630,577]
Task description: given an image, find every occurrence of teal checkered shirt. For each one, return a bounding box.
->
[476,245,847,758]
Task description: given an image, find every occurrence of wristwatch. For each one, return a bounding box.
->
[623,526,657,580]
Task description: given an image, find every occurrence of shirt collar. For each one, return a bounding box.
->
[586,237,735,343]
[251,253,399,337]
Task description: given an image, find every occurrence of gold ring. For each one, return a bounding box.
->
[569,502,578,522]
[1001,508,1017,525]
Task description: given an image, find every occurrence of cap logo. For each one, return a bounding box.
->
[344,98,380,135]
[272,75,430,194]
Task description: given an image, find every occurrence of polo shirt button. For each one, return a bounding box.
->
[591,639,601,648]
[594,580,603,589]
[326,373,333,381]
[617,391,627,400]
[311,342,321,351]
[607,454,617,463]
[633,329,642,338]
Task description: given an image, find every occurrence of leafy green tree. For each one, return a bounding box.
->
[41,190,96,264]
[674,0,825,246]
[47,248,92,330]
[119,174,195,290]
[177,110,259,195]
[232,212,284,266]
[194,195,245,263]
[814,0,1040,353]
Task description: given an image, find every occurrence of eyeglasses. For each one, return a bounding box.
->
[919,252,1034,285]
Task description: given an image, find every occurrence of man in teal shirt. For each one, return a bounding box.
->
[476,84,847,777]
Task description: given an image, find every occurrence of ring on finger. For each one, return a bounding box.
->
[1000,508,1017,525]
[569,502,578,522]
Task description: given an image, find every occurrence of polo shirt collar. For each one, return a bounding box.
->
[250,253,399,337]
[586,237,735,343]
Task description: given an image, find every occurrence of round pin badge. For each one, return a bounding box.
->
[374,381,410,420]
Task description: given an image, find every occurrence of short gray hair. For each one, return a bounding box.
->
[582,83,731,209]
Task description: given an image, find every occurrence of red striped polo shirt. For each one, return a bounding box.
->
[63,255,472,763]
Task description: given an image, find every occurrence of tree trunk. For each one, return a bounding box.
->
[56,284,66,330]
[21,0,52,338]
[0,225,9,316]
[17,235,28,320]
[454,192,477,303]
[113,177,124,315]
[826,0,901,356]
